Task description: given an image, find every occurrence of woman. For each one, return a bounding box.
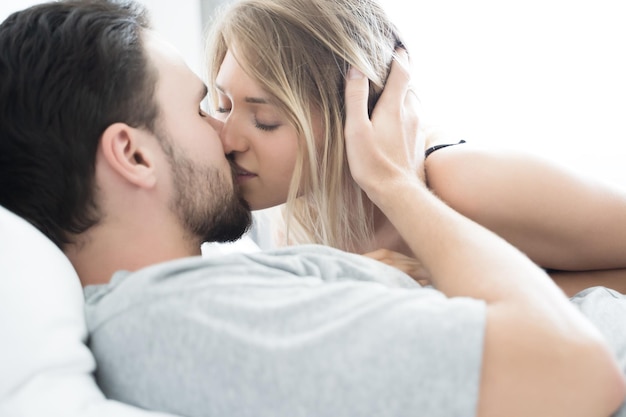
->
[205,0,626,294]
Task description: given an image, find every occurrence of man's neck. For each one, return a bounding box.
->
[65,222,201,287]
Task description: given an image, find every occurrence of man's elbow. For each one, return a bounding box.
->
[575,335,625,417]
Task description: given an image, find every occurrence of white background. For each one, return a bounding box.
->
[384,0,626,185]
[3,0,625,185]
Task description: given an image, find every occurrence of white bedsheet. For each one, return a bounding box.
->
[0,205,176,417]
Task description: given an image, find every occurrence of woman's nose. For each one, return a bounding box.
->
[219,116,248,154]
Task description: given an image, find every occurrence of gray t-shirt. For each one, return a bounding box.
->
[570,286,626,417]
[85,245,485,417]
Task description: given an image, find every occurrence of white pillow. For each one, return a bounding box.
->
[0,205,176,417]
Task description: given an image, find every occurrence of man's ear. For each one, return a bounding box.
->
[99,123,158,188]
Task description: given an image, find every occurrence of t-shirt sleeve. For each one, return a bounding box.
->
[86,248,486,417]
[569,287,626,417]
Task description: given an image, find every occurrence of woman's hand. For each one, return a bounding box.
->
[363,248,431,286]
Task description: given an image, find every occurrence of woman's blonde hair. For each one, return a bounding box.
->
[205,0,405,252]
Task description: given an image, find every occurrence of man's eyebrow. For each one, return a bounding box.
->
[214,83,270,105]
[198,84,208,102]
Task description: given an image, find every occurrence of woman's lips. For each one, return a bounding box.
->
[233,165,257,182]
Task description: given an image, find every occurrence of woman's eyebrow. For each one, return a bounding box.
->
[244,96,269,104]
[214,83,271,105]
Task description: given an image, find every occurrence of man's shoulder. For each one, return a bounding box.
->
[85,244,420,297]
[86,247,487,417]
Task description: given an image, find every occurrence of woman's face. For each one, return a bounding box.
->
[214,50,301,211]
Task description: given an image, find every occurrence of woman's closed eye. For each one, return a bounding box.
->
[255,119,279,132]
[215,101,280,131]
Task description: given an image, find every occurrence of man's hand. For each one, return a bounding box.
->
[343,49,424,202]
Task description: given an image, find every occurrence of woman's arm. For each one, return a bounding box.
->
[425,144,626,270]
[363,247,626,296]
[550,268,626,296]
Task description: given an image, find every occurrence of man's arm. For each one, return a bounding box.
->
[425,143,626,271]
[343,51,625,417]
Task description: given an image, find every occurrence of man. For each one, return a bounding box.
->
[0,1,624,417]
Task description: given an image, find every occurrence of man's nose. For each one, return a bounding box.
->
[205,114,224,134]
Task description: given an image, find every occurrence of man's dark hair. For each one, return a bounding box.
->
[0,0,159,247]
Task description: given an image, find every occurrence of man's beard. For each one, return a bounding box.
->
[163,139,252,244]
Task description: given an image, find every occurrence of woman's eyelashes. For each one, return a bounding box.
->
[254,120,279,132]
[215,105,280,132]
